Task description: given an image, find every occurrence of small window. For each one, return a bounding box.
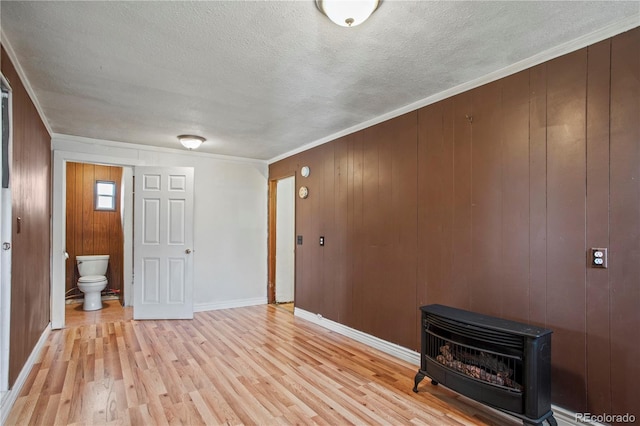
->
[95,180,116,211]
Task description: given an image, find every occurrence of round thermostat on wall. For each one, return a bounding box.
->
[298,186,309,199]
[301,166,310,177]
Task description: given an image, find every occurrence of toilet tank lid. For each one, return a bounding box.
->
[77,255,110,261]
[78,275,107,283]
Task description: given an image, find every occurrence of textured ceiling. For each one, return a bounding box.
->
[1,1,638,160]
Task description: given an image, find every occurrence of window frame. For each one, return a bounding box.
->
[94,179,117,211]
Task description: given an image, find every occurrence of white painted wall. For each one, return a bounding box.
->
[51,135,268,325]
[275,176,295,303]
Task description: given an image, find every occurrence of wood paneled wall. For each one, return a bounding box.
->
[65,162,123,299]
[1,46,51,387]
[269,28,640,414]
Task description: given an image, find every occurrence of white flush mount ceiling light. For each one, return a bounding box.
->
[178,135,205,150]
[316,0,381,27]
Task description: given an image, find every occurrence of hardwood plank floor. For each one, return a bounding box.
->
[65,300,132,328]
[6,304,519,425]
[275,303,294,314]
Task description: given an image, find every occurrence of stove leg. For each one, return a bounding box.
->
[413,372,425,392]
[521,413,557,426]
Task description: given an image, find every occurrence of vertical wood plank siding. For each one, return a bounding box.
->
[2,46,51,387]
[608,28,640,415]
[268,27,640,413]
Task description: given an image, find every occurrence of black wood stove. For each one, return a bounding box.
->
[413,304,556,426]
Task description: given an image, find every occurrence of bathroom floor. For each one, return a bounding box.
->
[65,299,132,327]
[275,302,294,313]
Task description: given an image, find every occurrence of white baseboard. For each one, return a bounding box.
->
[294,308,592,426]
[0,324,51,425]
[553,405,611,426]
[194,297,267,312]
[294,308,421,365]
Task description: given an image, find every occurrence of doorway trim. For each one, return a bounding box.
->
[51,150,143,329]
[1,73,13,393]
[267,180,277,303]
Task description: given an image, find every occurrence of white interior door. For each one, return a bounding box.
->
[275,176,295,303]
[133,167,194,319]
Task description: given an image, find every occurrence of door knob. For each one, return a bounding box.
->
[185,248,192,254]
[2,242,10,250]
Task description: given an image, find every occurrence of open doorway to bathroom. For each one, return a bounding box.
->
[268,175,295,314]
[64,162,127,313]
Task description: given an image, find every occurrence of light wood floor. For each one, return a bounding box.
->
[6,304,519,425]
[65,299,132,328]
[275,303,294,314]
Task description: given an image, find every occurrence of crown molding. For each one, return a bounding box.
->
[52,133,268,165]
[0,29,53,136]
[268,17,640,164]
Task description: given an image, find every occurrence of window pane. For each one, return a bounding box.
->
[97,195,114,209]
[97,182,115,195]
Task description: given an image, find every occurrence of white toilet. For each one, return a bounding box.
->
[76,255,109,311]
